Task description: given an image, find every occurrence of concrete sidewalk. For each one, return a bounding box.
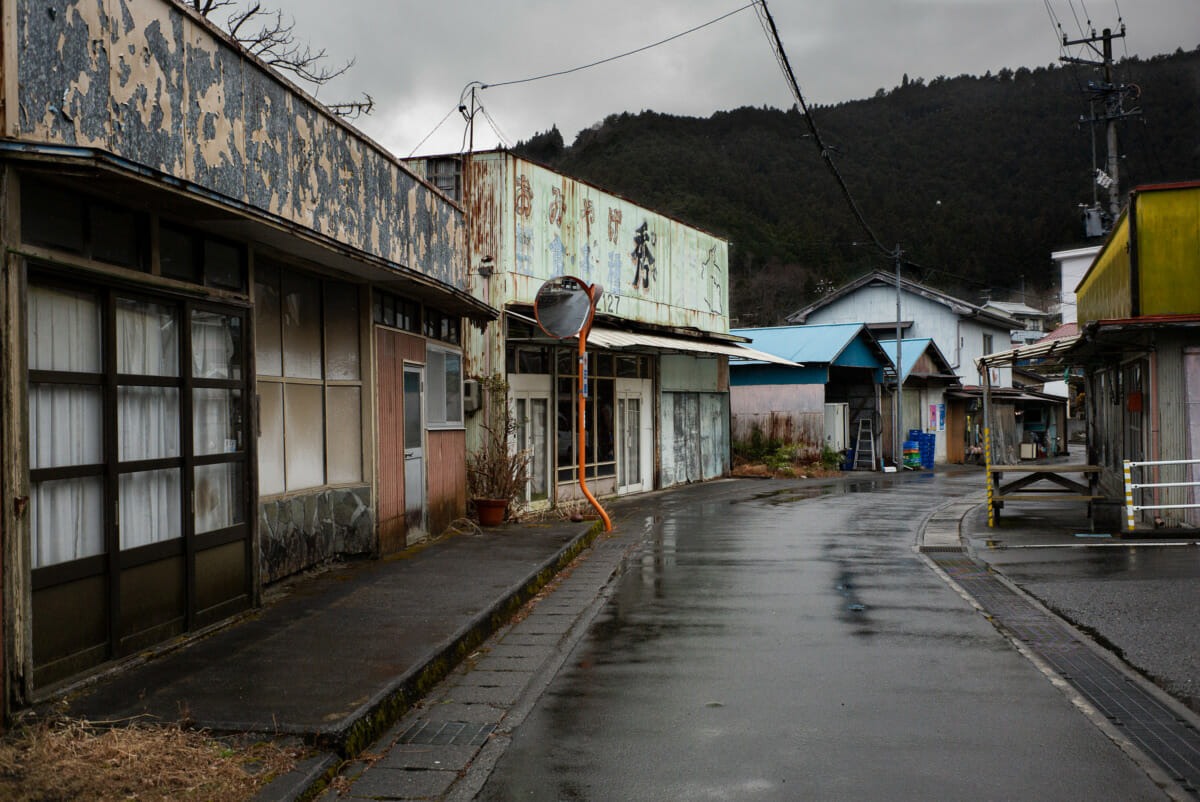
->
[45,518,599,797]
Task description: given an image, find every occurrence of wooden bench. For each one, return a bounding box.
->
[988,464,1104,524]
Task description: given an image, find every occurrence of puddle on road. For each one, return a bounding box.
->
[746,479,901,505]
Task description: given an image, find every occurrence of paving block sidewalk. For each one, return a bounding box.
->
[317,526,643,800]
[43,518,597,795]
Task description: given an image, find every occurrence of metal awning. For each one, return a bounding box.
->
[977,333,1082,369]
[586,327,800,367]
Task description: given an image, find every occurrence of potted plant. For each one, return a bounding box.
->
[467,375,529,525]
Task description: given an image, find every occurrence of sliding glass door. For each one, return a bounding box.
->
[28,276,252,687]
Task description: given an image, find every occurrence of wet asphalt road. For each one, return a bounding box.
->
[478,473,1166,800]
[962,503,1200,716]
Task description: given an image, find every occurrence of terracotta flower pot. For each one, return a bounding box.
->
[475,498,508,526]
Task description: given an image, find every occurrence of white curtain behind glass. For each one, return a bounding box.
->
[120,469,181,550]
[192,312,235,379]
[27,287,104,568]
[116,299,177,376]
[116,299,182,549]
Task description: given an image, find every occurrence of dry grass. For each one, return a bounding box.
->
[730,456,843,480]
[0,716,302,801]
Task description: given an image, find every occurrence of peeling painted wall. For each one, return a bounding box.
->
[14,0,465,287]
[660,392,729,487]
[450,152,728,334]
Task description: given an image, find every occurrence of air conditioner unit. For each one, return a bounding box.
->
[463,378,481,413]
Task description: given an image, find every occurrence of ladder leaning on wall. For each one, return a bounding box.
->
[853,418,876,471]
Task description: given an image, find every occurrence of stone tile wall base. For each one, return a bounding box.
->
[259,486,374,585]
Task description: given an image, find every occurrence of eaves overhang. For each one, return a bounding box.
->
[3,144,498,321]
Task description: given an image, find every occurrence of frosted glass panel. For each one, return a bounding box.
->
[195,463,244,533]
[29,384,102,468]
[444,353,462,424]
[530,398,548,500]
[254,264,282,377]
[192,310,241,380]
[28,285,101,373]
[285,383,324,490]
[194,388,242,455]
[119,468,182,550]
[118,386,180,461]
[31,476,104,567]
[324,282,360,380]
[117,298,179,376]
[282,273,322,379]
[327,386,362,483]
[257,382,285,496]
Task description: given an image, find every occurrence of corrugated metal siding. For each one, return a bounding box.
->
[376,328,428,554]
[1135,187,1200,316]
[700,393,730,479]
[1078,219,1133,323]
[1151,336,1191,525]
[376,328,405,554]
[426,429,466,535]
[660,391,729,485]
[1185,348,1200,526]
[16,0,466,286]
[730,383,824,449]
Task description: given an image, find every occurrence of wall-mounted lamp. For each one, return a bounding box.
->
[477,255,494,278]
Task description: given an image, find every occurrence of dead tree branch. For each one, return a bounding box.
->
[184,0,370,118]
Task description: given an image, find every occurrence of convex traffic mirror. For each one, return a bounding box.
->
[534,276,596,339]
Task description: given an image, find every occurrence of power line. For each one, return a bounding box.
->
[752,0,892,259]
[481,2,758,91]
[478,103,514,149]
[407,102,461,158]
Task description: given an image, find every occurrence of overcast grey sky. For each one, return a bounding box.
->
[266,0,1197,157]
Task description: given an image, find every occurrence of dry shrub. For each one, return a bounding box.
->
[0,717,300,801]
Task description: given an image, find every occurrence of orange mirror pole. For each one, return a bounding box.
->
[577,284,612,531]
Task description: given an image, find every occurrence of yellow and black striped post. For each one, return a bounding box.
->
[1123,460,1135,531]
[985,426,994,527]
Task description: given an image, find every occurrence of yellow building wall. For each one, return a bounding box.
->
[1076,214,1132,323]
[1135,186,1200,316]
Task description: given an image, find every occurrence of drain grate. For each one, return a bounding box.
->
[934,556,1200,795]
[398,720,496,747]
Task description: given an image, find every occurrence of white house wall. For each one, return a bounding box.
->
[802,285,1012,387]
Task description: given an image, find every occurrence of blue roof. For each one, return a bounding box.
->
[731,323,879,366]
[878,338,932,377]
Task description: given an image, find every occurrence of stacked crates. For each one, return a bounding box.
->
[908,430,936,469]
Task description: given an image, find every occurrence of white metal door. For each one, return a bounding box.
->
[824,402,848,451]
[617,378,653,494]
[403,365,425,540]
[510,374,553,508]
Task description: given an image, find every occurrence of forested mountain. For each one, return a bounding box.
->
[515,46,1200,325]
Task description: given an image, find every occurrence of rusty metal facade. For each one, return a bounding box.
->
[10,0,466,288]
[460,151,728,334]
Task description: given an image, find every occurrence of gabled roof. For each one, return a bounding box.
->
[1036,322,1078,343]
[877,338,957,380]
[730,322,890,369]
[983,300,1052,318]
[785,270,1018,329]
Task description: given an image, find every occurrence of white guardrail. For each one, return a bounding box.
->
[1123,459,1200,531]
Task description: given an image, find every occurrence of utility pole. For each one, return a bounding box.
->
[893,246,903,469]
[1061,24,1141,229]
